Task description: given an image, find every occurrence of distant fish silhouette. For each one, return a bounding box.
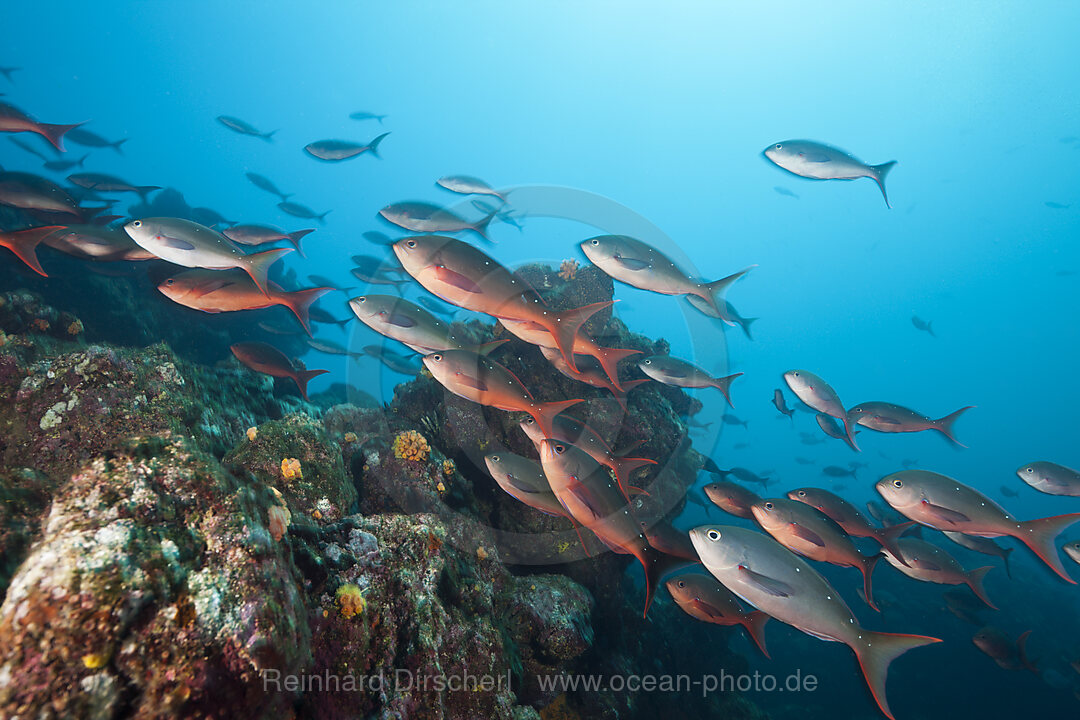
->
[911,315,936,337]
[1045,201,1070,209]
[999,484,1019,498]
[217,115,276,141]
[773,185,799,199]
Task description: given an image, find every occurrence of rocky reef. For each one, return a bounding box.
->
[0,251,763,720]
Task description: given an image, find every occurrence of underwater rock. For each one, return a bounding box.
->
[224,412,357,526]
[0,434,311,719]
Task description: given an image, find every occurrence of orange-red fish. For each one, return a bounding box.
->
[666,573,771,657]
[0,226,65,276]
[230,342,327,401]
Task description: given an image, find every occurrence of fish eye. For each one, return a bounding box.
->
[643,359,651,365]
[706,529,721,541]
[775,144,782,150]
[490,455,499,462]
[792,371,799,377]
[852,408,863,413]
[554,444,565,454]
[892,479,903,488]
[406,240,417,248]
[356,296,366,303]
[132,220,141,227]
[797,490,806,497]
[589,239,599,246]
[1025,467,1033,473]
[432,354,442,362]
[764,502,774,510]
[677,580,685,588]
[166,279,174,285]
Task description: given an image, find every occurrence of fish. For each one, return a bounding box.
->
[0,226,66,276]
[684,490,714,518]
[223,225,314,254]
[362,230,395,247]
[880,537,996,609]
[0,171,84,217]
[788,488,913,564]
[783,370,858,450]
[876,469,1080,583]
[483,451,569,519]
[349,111,387,123]
[0,67,20,82]
[307,306,350,326]
[1045,201,1069,209]
[721,414,748,428]
[762,140,897,208]
[304,132,389,161]
[124,217,289,296]
[822,465,857,478]
[847,401,973,446]
[794,457,814,465]
[0,100,83,151]
[436,175,506,201]
[362,345,422,375]
[308,275,354,294]
[347,294,503,355]
[637,355,742,408]
[972,628,1037,673]
[751,498,882,611]
[42,153,90,172]
[539,439,684,616]
[66,127,126,153]
[942,531,1014,579]
[380,202,495,240]
[538,346,649,413]
[814,413,859,452]
[773,186,799,198]
[1016,461,1080,497]
[1064,541,1080,566]
[500,317,639,392]
[799,432,826,445]
[519,414,655,502]
[157,269,330,335]
[900,458,918,469]
[306,337,364,358]
[942,588,989,625]
[245,172,291,201]
[581,235,752,317]
[999,485,1019,498]
[911,315,936,337]
[665,574,771,657]
[423,349,581,438]
[772,389,794,420]
[278,201,331,224]
[216,115,276,140]
[9,136,49,160]
[67,172,159,197]
[689,524,940,720]
[42,223,154,263]
[191,207,235,228]
[684,296,758,339]
[230,342,327,401]
[473,199,525,231]
[637,519,698,561]
[864,500,909,528]
[392,235,607,372]
[711,467,770,489]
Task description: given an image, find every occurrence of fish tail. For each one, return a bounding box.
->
[851,631,941,720]
[589,344,641,391]
[1012,513,1080,583]
[545,300,613,373]
[317,210,332,224]
[37,121,85,152]
[1016,630,1039,674]
[861,553,882,612]
[242,247,293,296]
[1001,546,1013,579]
[870,161,897,209]
[76,153,89,168]
[0,226,64,277]
[927,320,936,338]
[281,286,333,336]
[110,139,127,154]
[873,521,917,568]
[135,185,161,199]
[740,611,772,659]
[529,398,583,438]
[286,229,316,257]
[367,132,391,158]
[933,405,974,446]
[638,547,692,618]
[612,456,657,502]
[474,339,509,357]
[739,316,758,341]
[840,413,862,452]
[609,378,650,413]
[291,368,330,402]
[693,266,755,316]
[965,566,997,609]
[263,129,278,142]
[709,372,743,408]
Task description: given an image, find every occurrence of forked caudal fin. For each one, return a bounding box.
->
[637,546,694,618]
[860,554,882,612]
[280,286,333,336]
[611,455,657,502]
[965,566,997,609]
[290,368,330,402]
[690,266,756,317]
[934,405,975,447]
[528,398,584,439]
[0,226,64,277]
[589,344,641,392]
[740,610,772,659]
[287,229,316,256]
[1010,512,1080,583]
[870,161,897,209]
[851,630,941,720]
[542,300,613,373]
[874,522,917,568]
[38,121,86,152]
[242,247,293,296]
[1016,630,1039,674]
[710,372,743,408]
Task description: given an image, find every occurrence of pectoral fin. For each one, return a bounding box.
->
[613,255,652,271]
[789,523,827,547]
[737,564,793,597]
[920,499,970,525]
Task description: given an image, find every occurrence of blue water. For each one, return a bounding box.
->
[4,2,1080,718]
